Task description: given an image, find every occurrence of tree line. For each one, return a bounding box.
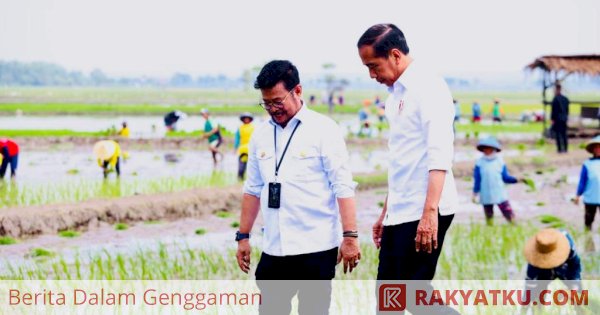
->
[0,61,241,88]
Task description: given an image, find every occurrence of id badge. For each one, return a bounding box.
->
[268,182,281,209]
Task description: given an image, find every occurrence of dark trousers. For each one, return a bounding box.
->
[238,154,248,180]
[255,247,338,315]
[377,214,459,315]
[483,200,515,223]
[584,204,600,230]
[102,157,120,178]
[553,121,568,153]
[0,153,18,178]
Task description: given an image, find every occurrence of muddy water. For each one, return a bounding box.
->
[0,114,380,138]
[0,114,542,141]
[7,145,545,187]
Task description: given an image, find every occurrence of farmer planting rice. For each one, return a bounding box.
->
[0,138,19,180]
[573,135,600,231]
[472,136,523,225]
[93,140,122,179]
[233,112,255,180]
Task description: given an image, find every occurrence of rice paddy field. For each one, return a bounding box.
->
[1,87,599,287]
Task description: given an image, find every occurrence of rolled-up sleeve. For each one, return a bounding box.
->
[321,122,357,198]
[420,78,455,171]
[242,136,263,197]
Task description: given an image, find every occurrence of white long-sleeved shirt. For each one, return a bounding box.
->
[243,104,357,256]
[383,60,458,226]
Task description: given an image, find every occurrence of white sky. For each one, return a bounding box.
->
[0,0,599,78]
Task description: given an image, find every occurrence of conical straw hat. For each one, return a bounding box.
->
[93,140,116,160]
[523,228,570,269]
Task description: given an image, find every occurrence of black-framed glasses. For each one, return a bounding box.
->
[259,88,294,110]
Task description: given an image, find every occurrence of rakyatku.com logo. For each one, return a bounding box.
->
[378,284,406,311]
[377,283,588,311]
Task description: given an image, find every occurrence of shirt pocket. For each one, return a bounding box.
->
[255,147,275,181]
[290,146,324,181]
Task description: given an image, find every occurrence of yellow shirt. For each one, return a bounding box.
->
[118,127,130,138]
[237,123,255,156]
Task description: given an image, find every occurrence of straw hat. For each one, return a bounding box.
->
[523,229,570,269]
[585,135,600,154]
[93,140,116,160]
[477,137,502,152]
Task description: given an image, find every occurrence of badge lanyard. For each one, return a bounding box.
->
[273,120,301,182]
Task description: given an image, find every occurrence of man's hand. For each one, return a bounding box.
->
[236,239,251,273]
[372,217,384,249]
[337,237,361,274]
[415,211,438,254]
[572,196,580,205]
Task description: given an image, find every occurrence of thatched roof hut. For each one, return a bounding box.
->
[526,55,600,136]
[526,55,600,77]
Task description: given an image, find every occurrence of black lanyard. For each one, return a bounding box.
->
[274,120,301,181]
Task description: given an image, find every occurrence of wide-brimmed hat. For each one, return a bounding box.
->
[93,140,116,160]
[524,229,570,269]
[477,137,502,152]
[585,135,600,154]
[239,112,254,122]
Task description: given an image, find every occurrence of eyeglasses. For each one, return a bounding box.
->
[259,89,294,110]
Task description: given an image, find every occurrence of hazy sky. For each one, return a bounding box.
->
[0,0,599,78]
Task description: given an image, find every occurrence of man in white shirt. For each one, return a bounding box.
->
[358,24,459,314]
[235,60,361,315]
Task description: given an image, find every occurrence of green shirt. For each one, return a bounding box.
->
[204,119,220,142]
[493,104,501,118]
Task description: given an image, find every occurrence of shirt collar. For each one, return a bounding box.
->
[388,59,416,94]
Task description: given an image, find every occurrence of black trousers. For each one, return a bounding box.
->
[0,153,18,178]
[377,214,459,315]
[584,203,600,229]
[255,247,337,315]
[102,157,120,178]
[553,121,568,153]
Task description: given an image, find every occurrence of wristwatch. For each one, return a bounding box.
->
[235,231,250,242]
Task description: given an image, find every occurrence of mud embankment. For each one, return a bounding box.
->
[0,186,241,238]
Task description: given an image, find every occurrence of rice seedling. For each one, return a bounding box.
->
[144,220,162,225]
[215,210,233,218]
[195,228,207,235]
[230,221,240,228]
[29,248,54,258]
[58,230,80,238]
[0,172,237,208]
[0,236,17,245]
[114,223,129,231]
[522,177,536,192]
[66,169,80,175]
[1,222,596,281]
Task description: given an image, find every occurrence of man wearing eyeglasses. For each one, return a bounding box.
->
[235,60,360,314]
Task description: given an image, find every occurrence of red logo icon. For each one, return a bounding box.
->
[379,284,406,311]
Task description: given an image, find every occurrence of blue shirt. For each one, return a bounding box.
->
[243,104,356,256]
[473,155,518,205]
[472,103,481,118]
[576,157,600,205]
